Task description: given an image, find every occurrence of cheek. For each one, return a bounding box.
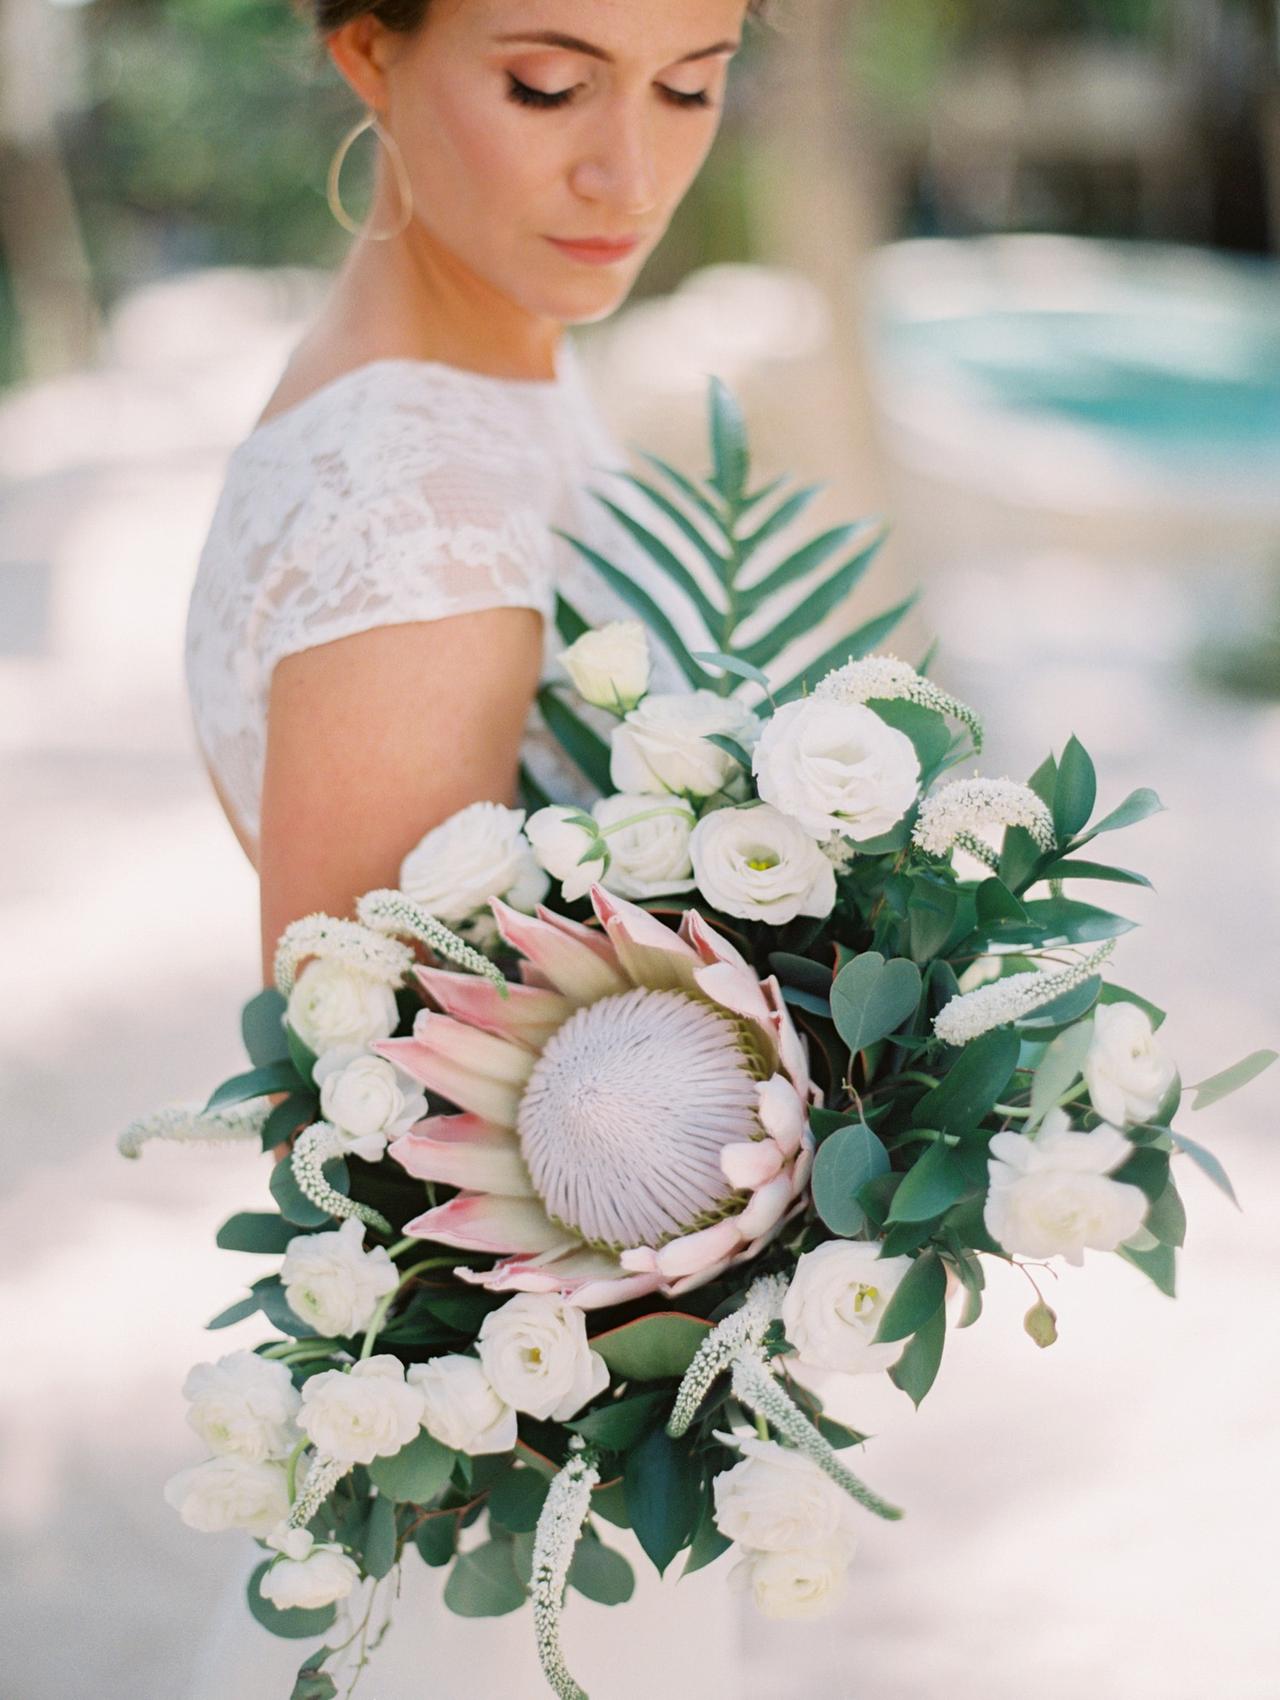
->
[409,82,550,229]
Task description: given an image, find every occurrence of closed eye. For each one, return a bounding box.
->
[505,73,715,111]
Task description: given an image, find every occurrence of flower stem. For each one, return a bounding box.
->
[285,1435,309,1504]
[358,1256,461,1360]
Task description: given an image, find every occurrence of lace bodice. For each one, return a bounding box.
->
[183,335,686,854]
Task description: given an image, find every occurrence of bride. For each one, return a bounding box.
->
[181,0,767,1693]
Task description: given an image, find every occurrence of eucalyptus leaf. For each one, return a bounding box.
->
[592,1314,711,1381]
[1187,1049,1278,1111]
[242,988,290,1067]
[811,1122,890,1236]
[269,1150,349,1229]
[1168,1131,1242,1209]
[487,1467,551,1534]
[830,953,922,1053]
[368,1430,457,1505]
[247,1560,337,1640]
[361,1493,398,1580]
[568,1531,635,1605]
[206,1291,262,1330]
[1115,1239,1177,1297]
[205,1060,301,1114]
[443,1540,528,1617]
[215,1212,298,1255]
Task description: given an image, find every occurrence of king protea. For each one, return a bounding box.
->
[373,885,816,1309]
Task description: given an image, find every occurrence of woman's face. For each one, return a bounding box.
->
[347,0,750,325]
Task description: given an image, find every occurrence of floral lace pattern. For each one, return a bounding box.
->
[183,338,687,852]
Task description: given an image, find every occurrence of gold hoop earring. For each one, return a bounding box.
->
[327,111,414,241]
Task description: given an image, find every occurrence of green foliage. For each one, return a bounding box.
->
[568,1528,636,1604]
[812,1122,891,1236]
[246,1559,337,1641]
[269,1150,349,1228]
[591,1314,712,1381]
[623,1428,702,1576]
[831,952,923,1053]
[368,1431,457,1505]
[443,1538,528,1616]
[215,1211,297,1254]
[872,1249,947,1345]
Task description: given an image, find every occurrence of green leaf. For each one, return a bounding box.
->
[1015,975,1103,1033]
[1067,786,1166,851]
[247,1560,338,1640]
[242,988,290,1066]
[907,875,960,964]
[568,1389,669,1451]
[623,1428,701,1577]
[633,447,724,528]
[413,1514,458,1567]
[1145,1174,1187,1248]
[362,1493,398,1579]
[554,592,591,648]
[205,1059,302,1114]
[1115,1240,1177,1297]
[1168,1130,1242,1209]
[261,1092,317,1155]
[811,1122,890,1236]
[1111,1146,1171,1205]
[1052,735,1097,842]
[206,1291,262,1330]
[290,1654,339,1700]
[443,1540,528,1617]
[1038,858,1153,890]
[1096,981,1167,1030]
[215,1211,298,1255]
[975,878,1029,928]
[487,1467,551,1534]
[615,471,731,582]
[707,375,749,502]
[591,493,723,633]
[739,520,874,608]
[269,1151,349,1229]
[569,1531,636,1605]
[589,1480,632,1530]
[1188,1049,1278,1111]
[256,1275,321,1340]
[1026,1017,1095,1133]
[886,1143,972,1225]
[1018,897,1137,945]
[536,685,613,795]
[872,1250,947,1344]
[286,1025,319,1086]
[682,1491,733,1576]
[368,1430,457,1505]
[691,650,771,691]
[737,539,887,670]
[830,953,922,1053]
[592,1313,712,1381]
[550,530,713,691]
[734,482,825,562]
[912,1027,1022,1133]
[517,761,554,815]
[705,733,755,770]
[771,591,919,707]
[887,1301,946,1408]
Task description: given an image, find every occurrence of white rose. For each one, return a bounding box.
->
[781,1240,916,1375]
[313,1046,427,1161]
[593,792,696,900]
[287,959,399,1056]
[753,699,921,841]
[558,620,651,712]
[610,690,759,799]
[729,1539,854,1620]
[181,1349,301,1463]
[525,806,608,904]
[407,1355,518,1454]
[297,1355,426,1465]
[476,1294,609,1422]
[399,802,549,925]
[1082,1002,1177,1128]
[260,1543,361,1611]
[984,1106,1149,1266]
[280,1217,400,1338]
[163,1456,290,1536]
[713,1436,859,1554]
[689,804,836,924]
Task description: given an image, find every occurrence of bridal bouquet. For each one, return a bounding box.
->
[122,381,1273,1700]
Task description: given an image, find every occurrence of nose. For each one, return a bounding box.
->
[569,98,660,217]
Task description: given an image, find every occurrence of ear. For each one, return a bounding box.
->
[325,14,397,111]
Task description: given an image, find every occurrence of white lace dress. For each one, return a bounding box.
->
[180,335,745,1699]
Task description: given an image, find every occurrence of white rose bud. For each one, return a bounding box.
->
[260,1543,361,1612]
[610,690,759,800]
[399,802,549,925]
[313,1046,427,1161]
[558,620,651,712]
[753,698,921,841]
[525,805,609,904]
[163,1456,290,1536]
[476,1294,609,1422]
[1082,1002,1177,1128]
[729,1540,854,1620]
[689,804,836,924]
[287,959,399,1056]
[407,1354,518,1455]
[181,1349,301,1463]
[984,1107,1149,1266]
[713,1436,859,1554]
[593,793,696,900]
[280,1217,400,1338]
[781,1240,916,1375]
[297,1355,426,1465]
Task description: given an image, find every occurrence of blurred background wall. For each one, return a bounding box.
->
[2,3,1278,1698]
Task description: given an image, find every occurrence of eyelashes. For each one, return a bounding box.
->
[505,73,714,112]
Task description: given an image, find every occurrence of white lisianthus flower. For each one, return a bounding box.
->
[593,792,696,900]
[753,698,921,841]
[689,804,836,924]
[407,1354,518,1454]
[181,1349,301,1463]
[610,690,759,799]
[163,1456,290,1536]
[984,1107,1149,1265]
[312,1046,427,1162]
[399,802,549,926]
[260,1543,361,1611]
[287,959,399,1056]
[713,1436,859,1554]
[297,1355,426,1465]
[280,1217,400,1338]
[476,1294,609,1422]
[730,1539,854,1620]
[781,1240,916,1375]
[558,619,651,713]
[525,806,608,904]
[1082,1002,1177,1128]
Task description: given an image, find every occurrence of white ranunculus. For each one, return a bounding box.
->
[525,805,608,904]
[558,620,651,713]
[476,1294,609,1423]
[399,802,549,925]
[1082,1001,1177,1128]
[713,1436,859,1555]
[181,1349,301,1463]
[688,804,836,924]
[610,690,759,800]
[729,1539,854,1620]
[163,1456,290,1536]
[407,1354,518,1455]
[593,792,696,900]
[313,1046,427,1161]
[287,959,399,1057]
[984,1106,1149,1266]
[781,1240,917,1375]
[280,1217,400,1338]
[753,698,921,841]
[297,1355,426,1465]
[260,1543,361,1611]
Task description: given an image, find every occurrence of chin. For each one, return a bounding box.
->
[519,268,644,329]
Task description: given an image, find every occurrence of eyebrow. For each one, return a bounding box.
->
[492,30,740,65]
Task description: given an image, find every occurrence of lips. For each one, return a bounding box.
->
[546,234,643,261]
